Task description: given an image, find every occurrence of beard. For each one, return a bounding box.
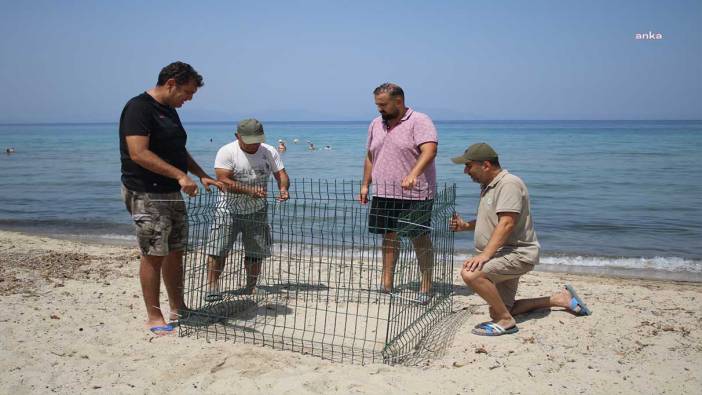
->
[380,109,398,121]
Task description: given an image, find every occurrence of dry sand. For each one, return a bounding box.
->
[1,229,700,394]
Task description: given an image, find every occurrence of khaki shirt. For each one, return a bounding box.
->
[474,170,540,264]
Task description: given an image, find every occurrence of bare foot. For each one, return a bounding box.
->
[552,289,573,309]
[146,317,167,328]
[145,319,174,336]
[168,308,188,323]
[494,317,517,329]
[472,318,519,336]
[476,315,517,330]
[489,307,497,321]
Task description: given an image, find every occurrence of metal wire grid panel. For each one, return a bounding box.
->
[180,179,455,365]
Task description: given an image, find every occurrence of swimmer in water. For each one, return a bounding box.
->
[278,140,287,153]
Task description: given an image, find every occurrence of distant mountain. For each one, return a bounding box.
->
[178,107,373,123]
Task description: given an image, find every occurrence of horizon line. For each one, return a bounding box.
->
[1,119,701,127]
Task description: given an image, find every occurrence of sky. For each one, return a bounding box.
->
[0,0,700,123]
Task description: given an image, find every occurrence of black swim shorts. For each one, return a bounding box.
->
[368,197,433,237]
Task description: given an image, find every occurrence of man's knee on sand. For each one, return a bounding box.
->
[460,266,486,286]
[463,271,518,318]
[462,253,532,285]
[461,260,523,311]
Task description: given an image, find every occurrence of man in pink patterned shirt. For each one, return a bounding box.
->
[359,83,438,304]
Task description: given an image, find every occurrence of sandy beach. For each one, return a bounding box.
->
[1,229,700,394]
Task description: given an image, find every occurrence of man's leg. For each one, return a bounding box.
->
[159,191,189,317]
[206,255,225,293]
[204,210,235,300]
[241,208,270,293]
[461,269,516,329]
[412,233,433,294]
[244,257,262,291]
[140,254,167,327]
[509,288,572,316]
[381,232,399,291]
[125,188,173,328]
[162,249,186,317]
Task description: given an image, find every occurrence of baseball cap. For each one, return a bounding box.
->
[451,142,498,164]
[237,118,265,144]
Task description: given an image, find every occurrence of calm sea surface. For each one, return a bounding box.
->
[1,120,700,277]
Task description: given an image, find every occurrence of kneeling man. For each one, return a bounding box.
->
[451,143,591,336]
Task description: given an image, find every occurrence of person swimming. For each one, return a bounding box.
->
[278,139,287,153]
[5,147,15,154]
[293,138,299,144]
[307,141,316,151]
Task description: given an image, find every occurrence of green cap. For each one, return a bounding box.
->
[237,118,265,144]
[451,142,498,164]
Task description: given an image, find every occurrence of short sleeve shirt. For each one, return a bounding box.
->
[366,108,438,200]
[474,170,540,264]
[214,141,284,214]
[119,93,188,193]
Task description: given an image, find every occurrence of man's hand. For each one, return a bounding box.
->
[201,176,224,192]
[277,189,289,202]
[178,175,198,196]
[358,185,369,205]
[449,213,464,232]
[249,185,267,198]
[401,174,417,190]
[463,254,491,272]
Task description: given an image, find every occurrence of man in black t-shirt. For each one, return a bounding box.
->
[119,61,222,335]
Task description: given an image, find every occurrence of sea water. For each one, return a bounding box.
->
[1,120,700,279]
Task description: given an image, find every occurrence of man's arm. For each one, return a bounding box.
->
[359,151,373,204]
[463,212,517,272]
[214,168,266,198]
[273,169,290,201]
[401,142,437,189]
[449,213,476,232]
[125,135,198,196]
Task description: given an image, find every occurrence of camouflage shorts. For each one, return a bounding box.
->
[122,186,188,256]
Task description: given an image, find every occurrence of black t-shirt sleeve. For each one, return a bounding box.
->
[121,100,153,136]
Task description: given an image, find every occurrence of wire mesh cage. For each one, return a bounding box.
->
[180,179,456,365]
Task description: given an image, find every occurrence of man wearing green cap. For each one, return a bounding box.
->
[204,118,289,300]
[450,143,591,336]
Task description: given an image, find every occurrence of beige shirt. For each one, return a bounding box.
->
[474,170,540,264]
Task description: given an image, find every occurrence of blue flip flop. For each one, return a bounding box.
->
[471,322,519,336]
[149,324,175,336]
[565,284,592,316]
